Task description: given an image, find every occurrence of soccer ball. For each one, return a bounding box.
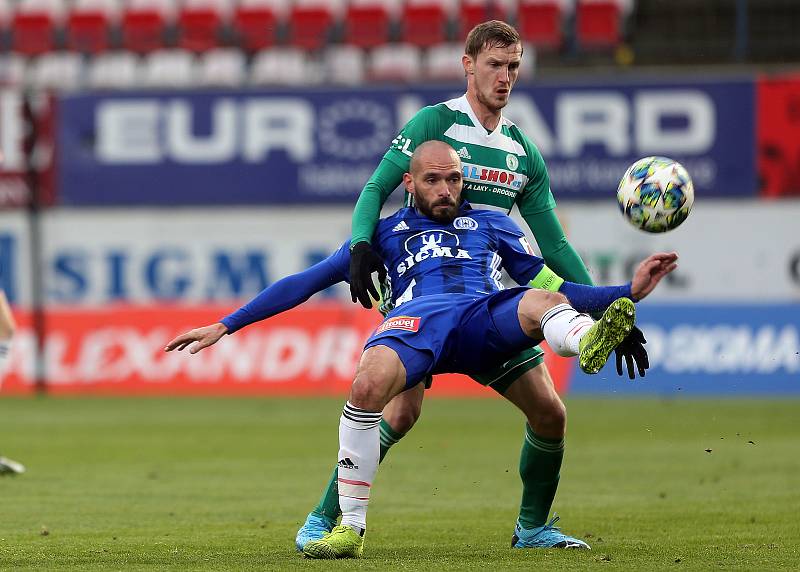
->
[616,156,694,233]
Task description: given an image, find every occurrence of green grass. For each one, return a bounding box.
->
[0,397,798,570]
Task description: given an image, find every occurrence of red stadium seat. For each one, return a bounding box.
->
[67,12,111,53]
[519,1,566,51]
[287,4,335,50]
[121,0,173,54]
[576,0,621,49]
[517,1,563,51]
[401,3,448,48]
[232,4,279,52]
[177,6,223,52]
[459,1,508,39]
[12,12,57,55]
[343,3,392,49]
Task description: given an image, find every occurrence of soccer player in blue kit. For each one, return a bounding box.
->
[166,141,678,557]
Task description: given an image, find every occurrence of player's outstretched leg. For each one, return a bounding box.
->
[578,298,635,374]
[511,515,590,549]
[303,524,364,559]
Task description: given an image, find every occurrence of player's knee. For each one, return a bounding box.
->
[349,376,385,410]
[524,289,568,308]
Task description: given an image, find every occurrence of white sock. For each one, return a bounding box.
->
[540,303,595,357]
[337,401,381,533]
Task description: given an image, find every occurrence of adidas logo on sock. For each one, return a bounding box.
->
[392,221,410,232]
[338,457,359,469]
[457,146,471,160]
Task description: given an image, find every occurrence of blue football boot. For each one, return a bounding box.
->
[511,515,591,549]
[295,512,336,552]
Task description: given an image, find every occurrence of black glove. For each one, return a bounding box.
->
[349,241,387,309]
[615,325,649,380]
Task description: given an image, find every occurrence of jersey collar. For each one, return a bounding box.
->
[460,94,505,138]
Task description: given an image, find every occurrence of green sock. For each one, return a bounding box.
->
[518,423,564,529]
[312,418,406,521]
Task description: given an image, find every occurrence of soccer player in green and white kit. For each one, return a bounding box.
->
[296,20,648,550]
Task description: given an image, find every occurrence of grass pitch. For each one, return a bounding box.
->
[0,396,798,571]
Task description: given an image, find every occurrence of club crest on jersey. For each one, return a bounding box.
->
[398,230,472,276]
[506,153,519,171]
[376,316,421,334]
[453,217,478,231]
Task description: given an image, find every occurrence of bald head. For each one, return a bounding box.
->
[409,140,461,176]
[403,141,463,224]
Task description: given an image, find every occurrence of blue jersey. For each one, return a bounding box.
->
[221,203,631,334]
[373,203,544,308]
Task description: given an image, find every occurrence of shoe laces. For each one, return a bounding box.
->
[534,515,562,538]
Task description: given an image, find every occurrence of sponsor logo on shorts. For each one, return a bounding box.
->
[376,316,421,334]
[453,217,478,231]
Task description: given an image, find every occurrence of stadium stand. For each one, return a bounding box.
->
[575,0,632,50]
[120,0,174,54]
[400,0,453,47]
[250,46,318,84]
[369,42,421,81]
[424,41,464,80]
[198,46,246,85]
[516,0,566,51]
[177,0,231,53]
[86,50,139,88]
[459,0,512,39]
[11,0,64,55]
[0,0,736,89]
[231,0,282,52]
[324,44,366,84]
[342,0,395,49]
[28,50,83,89]
[141,48,196,86]
[287,0,342,50]
[66,0,117,53]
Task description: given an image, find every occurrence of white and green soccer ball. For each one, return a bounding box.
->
[616,156,694,233]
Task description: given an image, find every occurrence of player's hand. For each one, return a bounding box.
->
[614,325,649,379]
[164,323,228,354]
[630,252,678,300]
[349,241,387,309]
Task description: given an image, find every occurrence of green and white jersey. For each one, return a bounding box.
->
[384,95,556,216]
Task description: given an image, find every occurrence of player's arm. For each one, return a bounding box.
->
[515,138,594,286]
[350,105,440,308]
[493,217,676,311]
[165,242,351,354]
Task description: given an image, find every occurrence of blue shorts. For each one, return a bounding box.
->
[364,288,537,390]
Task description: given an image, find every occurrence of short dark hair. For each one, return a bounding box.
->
[464,20,522,60]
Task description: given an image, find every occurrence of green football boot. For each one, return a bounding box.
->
[302,525,364,559]
[578,298,635,374]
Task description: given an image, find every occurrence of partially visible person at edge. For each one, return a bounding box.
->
[295,20,650,551]
[0,289,25,475]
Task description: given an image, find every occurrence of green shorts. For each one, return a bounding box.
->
[421,345,545,395]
